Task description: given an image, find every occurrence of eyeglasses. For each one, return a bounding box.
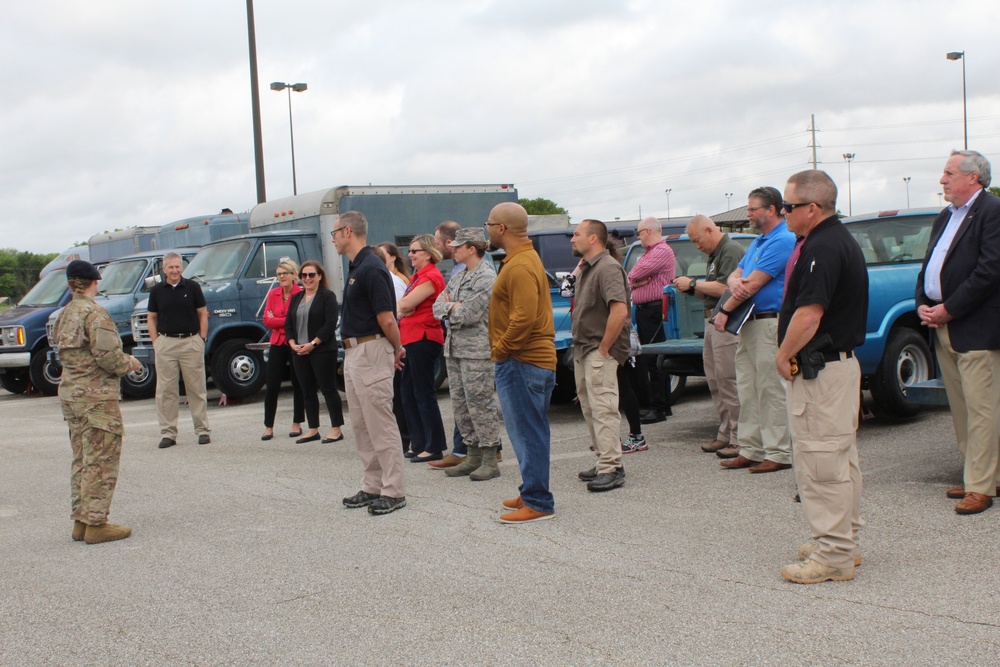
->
[300,272,318,278]
[483,222,501,227]
[782,201,814,213]
[330,226,348,238]
[746,206,767,214]
[275,271,291,277]
[636,228,649,235]
[408,248,426,254]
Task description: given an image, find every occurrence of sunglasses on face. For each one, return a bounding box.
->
[300,272,318,278]
[782,201,814,213]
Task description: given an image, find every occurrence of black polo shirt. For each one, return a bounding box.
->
[779,215,868,351]
[341,246,397,338]
[148,277,206,335]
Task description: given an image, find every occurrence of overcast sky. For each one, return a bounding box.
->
[3,1,998,254]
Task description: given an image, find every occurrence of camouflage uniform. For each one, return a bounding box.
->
[54,295,134,526]
[433,259,501,448]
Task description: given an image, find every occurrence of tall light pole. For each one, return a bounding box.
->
[246,0,266,203]
[270,82,308,195]
[946,51,968,150]
[843,153,855,216]
[724,192,733,210]
[903,177,911,208]
[665,188,672,220]
[937,192,944,206]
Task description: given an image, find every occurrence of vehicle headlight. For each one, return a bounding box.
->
[1,326,26,347]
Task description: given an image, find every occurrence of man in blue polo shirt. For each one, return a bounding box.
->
[714,186,796,473]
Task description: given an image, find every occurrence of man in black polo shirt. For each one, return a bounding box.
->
[148,251,210,449]
[775,170,868,585]
[333,211,408,516]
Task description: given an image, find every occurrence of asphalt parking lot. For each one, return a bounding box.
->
[1,382,998,666]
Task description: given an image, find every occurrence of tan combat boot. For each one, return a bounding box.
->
[84,523,132,544]
[72,521,87,541]
[470,446,501,481]
[445,446,482,477]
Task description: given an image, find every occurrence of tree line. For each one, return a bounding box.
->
[0,249,59,304]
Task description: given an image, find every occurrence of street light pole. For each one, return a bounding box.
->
[725,192,733,210]
[245,0,266,204]
[946,51,968,150]
[843,153,855,216]
[903,177,911,208]
[665,188,672,220]
[270,82,308,195]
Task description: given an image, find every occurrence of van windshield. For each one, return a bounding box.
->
[184,241,251,281]
[20,270,68,307]
[98,260,146,295]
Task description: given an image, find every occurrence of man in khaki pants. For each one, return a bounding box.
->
[570,219,632,493]
[776,170,868,584]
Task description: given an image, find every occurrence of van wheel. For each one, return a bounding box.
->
[0,369,29,395]
[30,348,61,396]
[434,355,448,392]
[121,349,157,399]
[870,328,931,419]
[667,373,687,406]
[211,339,265,398]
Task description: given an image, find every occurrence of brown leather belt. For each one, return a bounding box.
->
[341,334,384,349]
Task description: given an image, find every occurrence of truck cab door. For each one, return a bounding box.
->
[241,240,303,326]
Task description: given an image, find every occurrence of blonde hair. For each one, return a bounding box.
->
[409,234,442,263]
[67,278,93,294]
[277,259,299,277]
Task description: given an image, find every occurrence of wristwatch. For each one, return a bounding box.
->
[688,278,697,295]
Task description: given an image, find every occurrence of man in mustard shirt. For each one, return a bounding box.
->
[487,202,557,523]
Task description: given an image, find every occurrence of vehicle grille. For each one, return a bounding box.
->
[131,312,151,344]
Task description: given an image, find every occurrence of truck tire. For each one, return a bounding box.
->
[434,355,448,392]
[0,369,29,395]
[121,349,157,399]
[667,373,687,406]
[211,338,266,398]
[870,328,931,419]
[29,348,61,396]
[550,364,577,404]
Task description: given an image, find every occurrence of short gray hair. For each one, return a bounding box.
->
[339,211,368,237]
[163,251,182,263]
[952,150,992,188]
[785,170,838,212]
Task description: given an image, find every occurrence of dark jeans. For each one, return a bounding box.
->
[634,304,670,413]
[263,343,305,428]
[401,337,447,455]
[291,350,343,429]
[618,362,642,435]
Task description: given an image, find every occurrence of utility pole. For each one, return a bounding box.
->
[808,114,820,169]
[246,0,266,204]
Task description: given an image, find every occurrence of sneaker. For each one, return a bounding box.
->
[715,445,740,459]
[621,434,648,454]
[578,467,598,482]
[781,559,854,584]
[498,506,554,524]
[342,490,380,508]
[368,496,407,515]
[501,496,524,511]
[797,543,862,568]
[586,467,626,492]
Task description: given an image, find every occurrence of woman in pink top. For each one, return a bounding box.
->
[261,259,305,440]
[397,234,447,462]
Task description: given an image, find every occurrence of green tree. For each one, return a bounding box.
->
[0,249,59,303]
[519,197,568,216]
[989,186,1000,198]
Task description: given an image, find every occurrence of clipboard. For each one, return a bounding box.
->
[709,289,755,335]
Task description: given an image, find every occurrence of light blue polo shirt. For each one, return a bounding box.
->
[737,220,796,312]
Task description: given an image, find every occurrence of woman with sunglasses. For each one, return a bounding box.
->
[285,260,345,444]
[261,259,305,441]
[397,234,447,462]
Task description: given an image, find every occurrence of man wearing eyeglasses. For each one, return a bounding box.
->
[776,170,867,584]
[916,150,1000,516]
[333,211,408,516]
[715,187,795,474]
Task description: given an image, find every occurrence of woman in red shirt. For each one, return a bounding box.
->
[398,234,447,462]
[261,260,305,440]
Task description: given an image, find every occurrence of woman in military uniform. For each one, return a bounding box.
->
[54,260,140,544]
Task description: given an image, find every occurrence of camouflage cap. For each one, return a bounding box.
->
[66,260,101,280]
[448,227,486,247]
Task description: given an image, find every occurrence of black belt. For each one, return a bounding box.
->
[821,350,854,363]
[748,312,779,321]
[160,332,198,338]
[636,301,660,309]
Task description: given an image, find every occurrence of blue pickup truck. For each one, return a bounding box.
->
[636,209,940,418]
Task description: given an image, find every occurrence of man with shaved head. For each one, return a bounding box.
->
[673,215,745,455]
[487,202,557,524]
[628,216,676,424]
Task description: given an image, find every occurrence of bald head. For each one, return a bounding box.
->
[637,216,662,247]
[686,214,722,255]
[486,202,530,251]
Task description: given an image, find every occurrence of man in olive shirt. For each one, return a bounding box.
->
[487,202,557,524]
[673,215,746,456]
[570,219,632,492]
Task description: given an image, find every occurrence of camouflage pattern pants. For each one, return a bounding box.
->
[62,400,123,526]
[447,357,500,449]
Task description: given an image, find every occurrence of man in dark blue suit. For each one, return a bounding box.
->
[916,150,1000,515]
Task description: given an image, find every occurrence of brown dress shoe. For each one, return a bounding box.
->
[429,453,465,469]
[716,445,740,459]
[749,460,792,474]
[946,485,1000,499]
[720,455,758,469]
[955,492,993,515]
[701,439,729,453]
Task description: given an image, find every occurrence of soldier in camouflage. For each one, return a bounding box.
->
[432,227,502,480]
[53,260,141,544]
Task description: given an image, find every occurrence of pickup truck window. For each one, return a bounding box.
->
[185,240,251,281]
[98,260,146,295]
[625,237,754,278]
[244,242,301,279]
[19,270,68,307]
[846,214,935,265]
